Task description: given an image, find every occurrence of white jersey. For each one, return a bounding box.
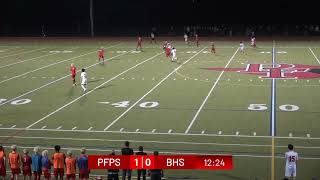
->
[251,38,255,45]
[285,150,298,177]
[240,43,244,50]
[151,33,155,38]
[171,48,176,57]
[184,34,188,42]
[80,72,87,85]
[285,151,298,167]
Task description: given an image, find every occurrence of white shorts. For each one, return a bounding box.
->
[240,47,244,51]
[81,79,87,85]
[285,166,296,177]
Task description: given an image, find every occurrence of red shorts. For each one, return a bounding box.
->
[79,170,89,179]
[23,168,32,176]
[99,54,104,58]
[71,74,76,79]
[54,168,64,177]
[42,169,51,179]
[137,42,142,47]
[66,174,76,180]
[0,167,6,177]
[11,168,21,175]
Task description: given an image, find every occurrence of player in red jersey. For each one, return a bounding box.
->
[195,34,199,47]
[165,43,172,58]
[70,63,76,86]
[0,146,6,180]
[211,42,216,54]
[21,149,32,180]
[98,47,104,62]
[136,36,142,51]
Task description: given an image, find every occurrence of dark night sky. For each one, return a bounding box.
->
[0,0,318,35]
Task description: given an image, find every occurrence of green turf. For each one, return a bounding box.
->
[0,38,320,179]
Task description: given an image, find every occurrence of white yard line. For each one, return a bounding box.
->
[25,52,163,129]
[0,44,120,85]
[184,48,239,133]
[103,48,206,131]
[0,52,126,106]
[309,47,320,64]
[1,127,320,140]
[0,47,46,59]
[270,47,276,136]
[1,145,318,160]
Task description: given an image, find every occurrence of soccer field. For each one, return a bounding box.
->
[0,38,320,179]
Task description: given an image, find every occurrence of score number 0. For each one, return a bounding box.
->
[134,157,152,168]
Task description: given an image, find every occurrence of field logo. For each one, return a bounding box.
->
[206,63,320,79]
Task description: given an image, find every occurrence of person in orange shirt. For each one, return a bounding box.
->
[21,149,32,180]
[8,145,21,180]
[0,146,6,180]
[65,150,76,180]
[51,145,66,180]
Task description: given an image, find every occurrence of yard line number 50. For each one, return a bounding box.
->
[248,104,299,112]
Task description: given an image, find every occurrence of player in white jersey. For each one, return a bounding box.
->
[239,41,245,53]
[251,36,256,48]
[80,68,88,92]
[184,33,188,45]
[285,144,298,180]
[171,47,177,62]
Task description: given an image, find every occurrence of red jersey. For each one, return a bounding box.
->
[0,150,5,169]
[70,66,76,76]
[21,155,32,170]
[52,152,66,169]
[138,37,142,44]
[65,157,76,175]
[98,49,104,56]
[9,151,20,169]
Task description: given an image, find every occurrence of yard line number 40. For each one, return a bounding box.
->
[248,104,299,111]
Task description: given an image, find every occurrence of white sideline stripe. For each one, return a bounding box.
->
[185,48,239,133]
[56,126,62,130]
[88,127,93,131]
[3,127,320,140]
[72,126,77,130]
[0,47,125,106]
[41,126,47,129]
[0,44,120,85]
[25,52,163,129]
[0,52,60,69]
[2,135,320,149]
[0,48,45,59]
[103,48,206,131]
[309,47,320,64]
[2,145,319,160]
